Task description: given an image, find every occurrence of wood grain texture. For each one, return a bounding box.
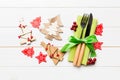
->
[0,0,120,80]
[0,0,119,8]
[0,28,119,46]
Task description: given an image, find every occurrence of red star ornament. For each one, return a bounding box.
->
[21,47,34,58]
[93,42,103,50]
[95,24,103,36]
[35,52,47,64]
[30,17,41,29]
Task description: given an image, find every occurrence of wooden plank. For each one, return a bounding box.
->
[0,0,119,8]
[0,67,120,80]
[0,8,119,27]
[0,47,119,66]
[0,0,119,80]
[0,28,119,46]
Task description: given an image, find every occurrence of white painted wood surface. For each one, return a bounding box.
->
[0,0,120,80]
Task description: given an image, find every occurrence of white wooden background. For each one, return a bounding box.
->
[0,0,120,80]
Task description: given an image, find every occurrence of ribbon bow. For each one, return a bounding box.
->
[61,35,98,57]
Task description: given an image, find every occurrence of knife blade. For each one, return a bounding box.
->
[85,13,93,37]
[76,13,93,67]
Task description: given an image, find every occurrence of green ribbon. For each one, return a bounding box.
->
[61,35,98,57]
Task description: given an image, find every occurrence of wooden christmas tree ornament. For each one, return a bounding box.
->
[41,41,64,65]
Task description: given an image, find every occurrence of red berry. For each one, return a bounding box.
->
[48,43,50,45]
[72,27,76,31]
[19,24,22,28]
[93,58,96,62]
[50,54,54,58]
[51,54,54,56]
[70,28,73,30]
[70,22,78,32]
[27,38,31,41]
[45,48,48,51]
[18,35,21,38]
[87,58,96,65]
[57,54,59,57]
[30,36,33,39]
[73,22,76,24]
[91,60,95,64]
[50,55,52,58]
[89,61,93,64]
[72,27,75,30]
[87,61,90,65]
[88,58,92,62]
[73,24,77,27]
[72,25,75,27]
[71,27,74,30]
[23,26,26,28]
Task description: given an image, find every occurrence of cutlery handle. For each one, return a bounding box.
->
[73,44,81,66]
[77,43,86,67]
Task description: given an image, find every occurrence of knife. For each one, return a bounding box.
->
[85,13,93,37]
[77,13,93,66]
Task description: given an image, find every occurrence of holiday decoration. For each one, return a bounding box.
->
[41,41,64,65]
[17,14,103,67]
[93,42,103,50]
[18,24,36,45]
[35,52,47,64]
[40,15,63,41]
[61,13,103,67]
[21,47,34,58]
[30,17,41,29]
[70,22,78,31]
[95,24,103,36]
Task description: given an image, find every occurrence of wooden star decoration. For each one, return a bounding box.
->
[35,52,47,64]
[40,15,63,41]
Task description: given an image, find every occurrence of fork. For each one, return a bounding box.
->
[73,14,89,66]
